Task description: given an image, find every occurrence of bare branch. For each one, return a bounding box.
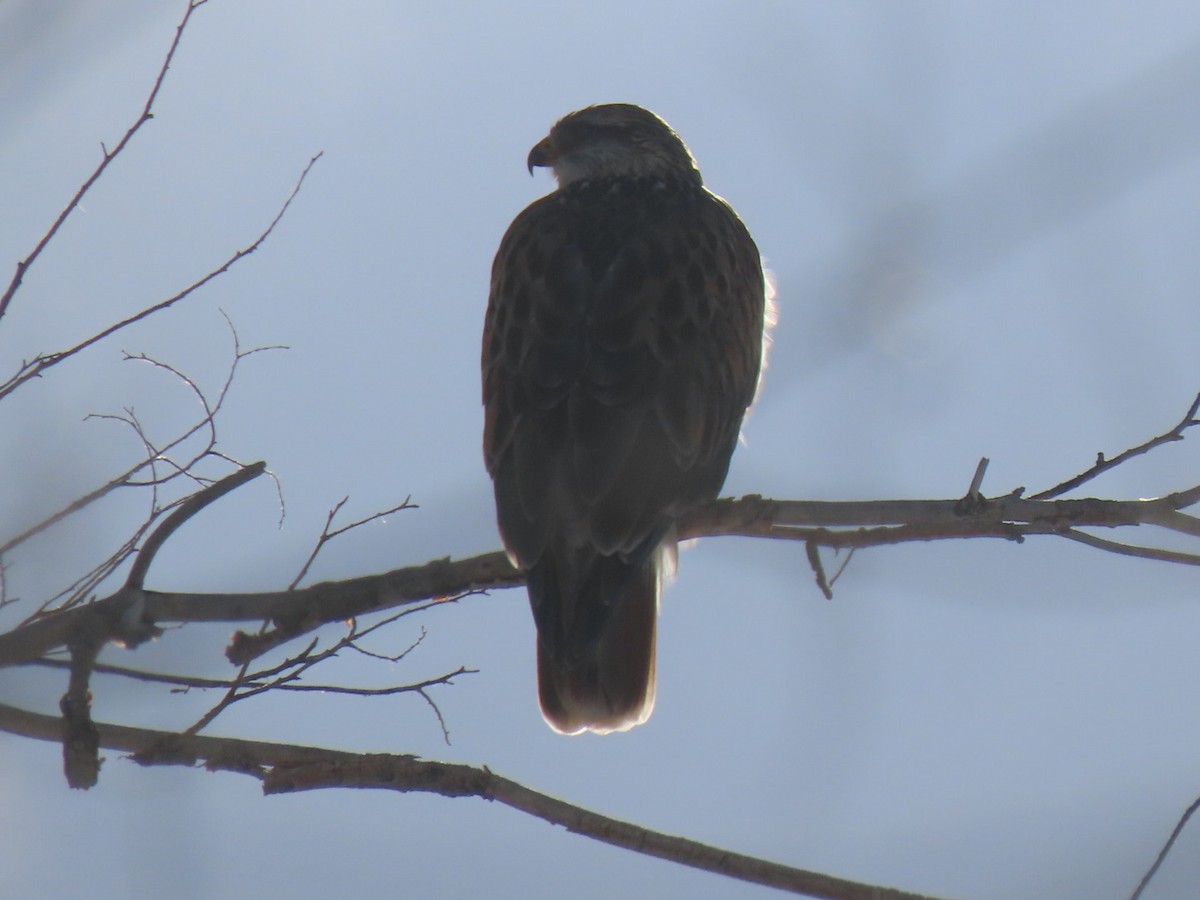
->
[3,480,1200,673]
[1130,794,1200,900]
[805,539,833,600]
[351,621,430,663]
[0,701,947,900]
[290,496,417,590]
[0,0,209,324]
[125,462,267,589]
[269,667,476,697]
[60,625,103,788]
[415,683,456,746]
[0,152,320,403]
[1,331,278,565]
[1058,529,1200,566]
[1146,506,1200,538]
[24,657,257,691]
[183,608,465,739]
[39,528,145,614]
[1032,391,1200,500]
[828,548,856,589]
[22,657,474,702]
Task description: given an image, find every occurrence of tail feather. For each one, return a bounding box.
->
[534,554,659,735]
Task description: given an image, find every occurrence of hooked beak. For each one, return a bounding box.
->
[526,136,555,175]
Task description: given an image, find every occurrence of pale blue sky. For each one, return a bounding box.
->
[3,2,1200,898]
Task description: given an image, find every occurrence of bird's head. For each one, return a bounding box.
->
[527,103,702,187]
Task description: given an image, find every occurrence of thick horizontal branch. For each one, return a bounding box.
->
[0,549,521,668]
[680,487,1200,540]
[0,701,945,900]
[2,488,1197,670]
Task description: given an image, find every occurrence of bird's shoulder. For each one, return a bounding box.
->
[492,177,756,292]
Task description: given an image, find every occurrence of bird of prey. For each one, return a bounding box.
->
[482,103,768,734]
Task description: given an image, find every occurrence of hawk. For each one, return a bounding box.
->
[482,103,767,734]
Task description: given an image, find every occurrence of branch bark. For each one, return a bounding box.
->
[0,700,946,900]
[2,485,1198,672]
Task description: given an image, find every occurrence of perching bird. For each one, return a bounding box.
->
[482,104,768,734]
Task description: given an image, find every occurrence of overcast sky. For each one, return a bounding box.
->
[3,2,1200,898]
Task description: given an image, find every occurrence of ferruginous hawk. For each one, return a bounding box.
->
[483,103,768,734]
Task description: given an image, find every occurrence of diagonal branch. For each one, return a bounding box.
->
[1057,528,1200,566]
[125,461,266,590]
[1031,391,1200,499]
[0,0,209,325]
[0,701,947,900]
[0,151,322,403]
[1130,794,1200,900]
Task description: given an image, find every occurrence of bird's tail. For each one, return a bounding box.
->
[532,550,661,735]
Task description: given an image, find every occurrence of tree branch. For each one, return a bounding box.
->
[126,461,267,590]
[0,700,947,900]
[1130,794,1200,900]
[0,313,285,566]
[0,0,211,324]
[1031,391,1200,500]
[0,152,321,403]
[2,484,1198,671]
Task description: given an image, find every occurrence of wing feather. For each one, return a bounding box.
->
[484,181,763,564]
[482,178,764,683]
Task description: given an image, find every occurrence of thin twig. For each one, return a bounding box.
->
[1032,392,1200,500]
[39,529,144,614]
[1129,794,1200,900]
[183,656,259,737]
[351,623,429,663]
[0,0,209,324]
[183,608,464,739]
[827,549,856,588]
[265,668,475,696]
[0,153,319,403]
[3,329,280,567]
[290,497,417,589]
[416,686,455,745]
[22,657,475,700]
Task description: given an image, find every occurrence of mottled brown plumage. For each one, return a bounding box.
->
[482,104,767,733]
